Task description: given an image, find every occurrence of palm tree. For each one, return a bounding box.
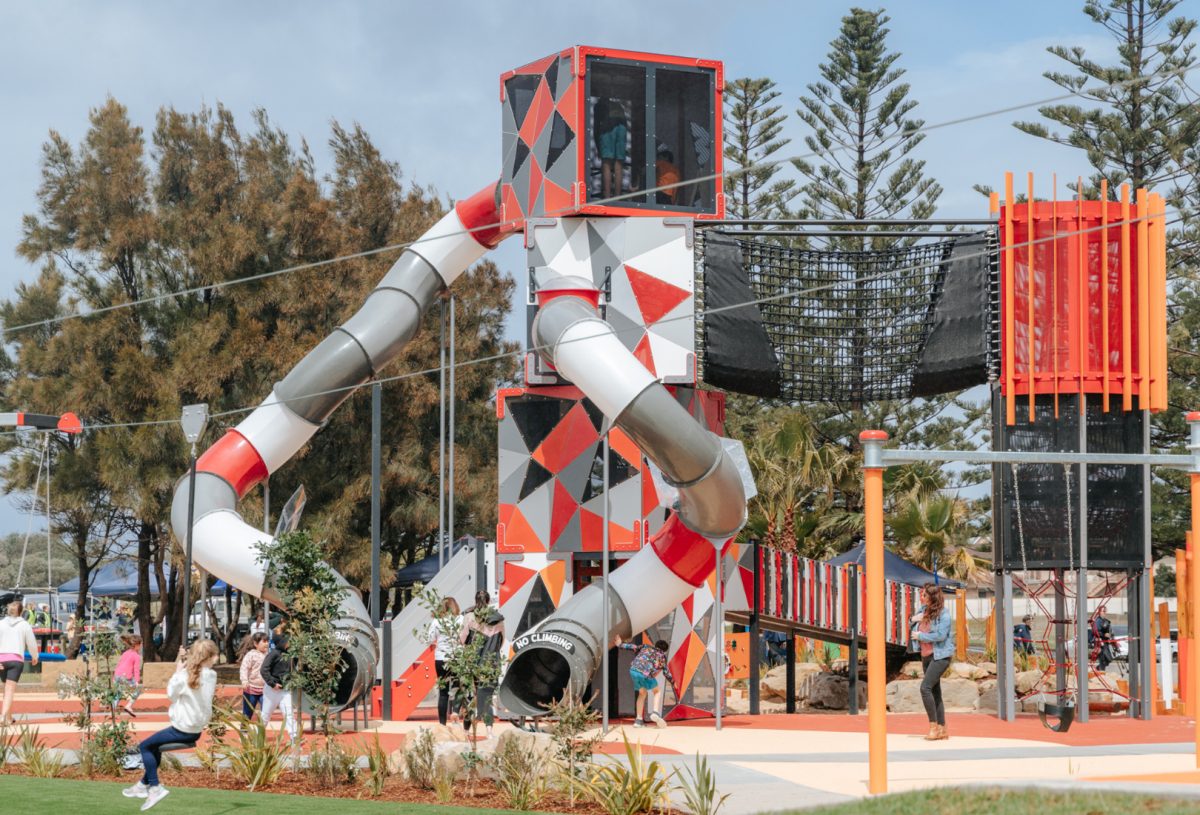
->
[888,493,984,582]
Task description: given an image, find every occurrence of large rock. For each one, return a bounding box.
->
[940,678,980,709]
[799,673,866,711]
[760,662,823,701]
[977,662,998,676]
[886,679,924,713]
[1015,670,1046,694]
[495,728,557,770]
[950,662,989,681]
[975,679,998,712]
[899,661,924,679]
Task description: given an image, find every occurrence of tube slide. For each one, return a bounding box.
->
[497,276,749,717]
[169,183,510,711]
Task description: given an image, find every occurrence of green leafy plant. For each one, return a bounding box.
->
[578,733,673,815]
[545,689,602,804]
[675,753,731,815]
[214,718,290,790]
[360,734,390,797]
[15,726,65,778]
[195,698,239,777]
[257,529,348,785]
[491,735,549,810]
[0,723,19,765]
[402,727,438,789]
[308,735,358,787]
[56,627,137,776]
[459,748,486,796]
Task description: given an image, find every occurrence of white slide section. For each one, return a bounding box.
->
[384,544,486,677]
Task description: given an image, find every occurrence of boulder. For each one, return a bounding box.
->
[420,723,471,744]
[975,679,998,713]
[950,662,988,681]
[885,679,924,713]
[899,660,924,679]
[940,678,980,709]
[977,662,998,676]
[799,672,866,711]
[1015,670,1046,694]
[495,728,557,768]
[760,662,823,701]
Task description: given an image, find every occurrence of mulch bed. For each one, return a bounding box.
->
[1,763,669,813]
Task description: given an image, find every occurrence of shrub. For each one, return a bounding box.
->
[491,734,549,811]
[215,718,290,790]
[0,723,17,765]
[307,735,358,787]
[15,726,65,779]
[78,719,134,776]
[56,627,137,777]
[402,728,437,789]
[578,733,672,815]
[545,690,602,803]
[432,758,457,803]
[674,753,730,815]
[360,734,390,797]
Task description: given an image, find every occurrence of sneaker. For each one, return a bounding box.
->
[650,713,666,729]
[121,782,148,799]
[632,720,644,728]
[140,786,169,811]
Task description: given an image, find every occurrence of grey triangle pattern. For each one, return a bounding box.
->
[516,479,552,548]
[544,127,579,192]
[498,410,529,454]
[499,457,530,504]
[554,509,582,552]
[555,56,573,100]
[532,113,555,171]
[557,440,599,500]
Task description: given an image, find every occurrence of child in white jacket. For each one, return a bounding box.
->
[123,639,219,811]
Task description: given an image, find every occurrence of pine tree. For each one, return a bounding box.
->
[793,7,941,236]
[722,78,797,220]
[1012,0,1198,195]
[1007,0,1199,557]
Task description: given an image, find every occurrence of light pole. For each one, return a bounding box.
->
[180,404,209,648]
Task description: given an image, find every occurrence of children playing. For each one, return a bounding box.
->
[113,634,143,717]
[238,632,269,719]
[617,636,674,728]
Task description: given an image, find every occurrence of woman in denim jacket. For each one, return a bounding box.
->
[911,582,955,740]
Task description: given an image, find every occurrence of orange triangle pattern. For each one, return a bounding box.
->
[504,505,546,553]
[625,264,690,325]
[500,563,537,606]
[632,332,657,377]
[532,402,598,472]
[541,560,566,606]
[550,479,576,546]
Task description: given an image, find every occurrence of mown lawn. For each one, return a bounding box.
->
[0,776,566,814]
[796,786,1199,815]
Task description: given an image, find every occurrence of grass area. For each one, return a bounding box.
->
[798,786,1199,814]
[1,776,565,814]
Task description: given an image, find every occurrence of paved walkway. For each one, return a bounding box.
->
[10,691,1200,812]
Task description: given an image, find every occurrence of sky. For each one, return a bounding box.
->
[0,1,1117,543]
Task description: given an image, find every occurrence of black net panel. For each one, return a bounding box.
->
[698,230,996,402]
[994,393,1144,571]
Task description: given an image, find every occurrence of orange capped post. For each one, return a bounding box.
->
[860,429,888,794]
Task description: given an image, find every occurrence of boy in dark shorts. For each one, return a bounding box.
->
[617,636,674,728]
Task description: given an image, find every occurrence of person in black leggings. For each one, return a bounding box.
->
[426,596,461,725]
[911,582,955,741]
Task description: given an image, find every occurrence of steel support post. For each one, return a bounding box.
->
[849,562,860,716]
[997,572,1016,720]
[370,381,381,626]
[601,433,610,733]
[749,540,761,716]
[1076,403,1090,723]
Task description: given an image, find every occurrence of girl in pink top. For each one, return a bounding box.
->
[113,634,143,717]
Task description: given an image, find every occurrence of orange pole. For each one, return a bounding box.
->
[1027,173,1036,423]
[1136,188,1150,408]
[1004,173,1016,425]
[860,429,888,795]
[1101,179,1110,411]
[1121,184,1132,411]
[1192,473,1200,765]
[1151,193,1168,411]
[1077,178,1087,417]
[956,589,968,661]
[1052,175,1059,417]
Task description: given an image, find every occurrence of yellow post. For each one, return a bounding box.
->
[860,429,888,795]
[956,589,968,662]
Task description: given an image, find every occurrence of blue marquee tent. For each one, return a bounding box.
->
[828,543,962,590]
[57,559,172,598]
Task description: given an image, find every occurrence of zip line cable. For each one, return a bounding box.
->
[2,62,1195,338]
[1,210,1177,437]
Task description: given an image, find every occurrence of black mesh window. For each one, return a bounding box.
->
[653,68,715,210]
[587,61,646,203]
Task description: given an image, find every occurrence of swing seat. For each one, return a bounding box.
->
[1037,698,1075,733]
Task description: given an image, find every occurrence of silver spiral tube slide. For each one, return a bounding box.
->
[169,185,507,711]
[498,277,748,717]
